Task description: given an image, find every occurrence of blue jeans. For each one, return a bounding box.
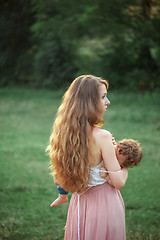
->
[57,185,68,195]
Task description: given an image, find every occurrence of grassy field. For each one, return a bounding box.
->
[0,88,160,240]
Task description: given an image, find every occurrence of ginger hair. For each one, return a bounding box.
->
[117,139,142,168]
[47,75,108,193]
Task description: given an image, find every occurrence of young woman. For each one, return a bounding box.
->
[48,75,128,240]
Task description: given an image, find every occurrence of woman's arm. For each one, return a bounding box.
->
[107,168,128,189]
[100,166,128,188]
[99,167,115,187]
[97,130,128,190]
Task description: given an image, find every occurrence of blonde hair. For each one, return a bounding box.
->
[47,75,108,193]
[117,139,142,168]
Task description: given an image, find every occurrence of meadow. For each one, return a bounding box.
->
[0,88,160,240]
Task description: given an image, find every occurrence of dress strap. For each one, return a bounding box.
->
[75,187,92,240]
[99,169,121,173]
[77,194,80,240]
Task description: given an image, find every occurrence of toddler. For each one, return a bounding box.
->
[100,138,142,184]
[50,138,142,207]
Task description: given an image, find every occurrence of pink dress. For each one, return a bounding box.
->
[64,162,126,240]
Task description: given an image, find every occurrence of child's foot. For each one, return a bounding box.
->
[50,195,68,207]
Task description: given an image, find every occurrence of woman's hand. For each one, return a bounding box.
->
[111,134,116,145]
[100,167,111,182]
[100,167,108,178]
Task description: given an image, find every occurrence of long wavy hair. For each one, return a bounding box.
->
[47,75,108,193]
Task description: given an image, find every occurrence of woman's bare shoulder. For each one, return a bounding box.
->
[92,127,112,140]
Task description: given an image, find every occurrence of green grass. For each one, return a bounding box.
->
[0,88,160,240]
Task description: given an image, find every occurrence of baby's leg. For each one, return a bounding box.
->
[50,194,68,207]
[50,185,68,207]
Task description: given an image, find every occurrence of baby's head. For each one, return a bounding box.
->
[115,139,142,168]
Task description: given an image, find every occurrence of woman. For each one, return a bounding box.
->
[48,75,128,240]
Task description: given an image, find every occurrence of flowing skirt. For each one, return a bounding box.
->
[64,183,126,240]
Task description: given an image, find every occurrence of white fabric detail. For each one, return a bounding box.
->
[76,187,92,240]
[88,161,106,187]
[99,169,121,173]
[77,194,80,240]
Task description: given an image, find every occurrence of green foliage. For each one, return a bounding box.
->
[0,0,160,89]
[0,0,35,87]
[33,34,78,89]
[31,0,78,89]
[100,36,160,89]
[88,0,160,90]
[0,88,160,239]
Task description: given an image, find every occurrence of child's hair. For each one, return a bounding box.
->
[117,139,142,168]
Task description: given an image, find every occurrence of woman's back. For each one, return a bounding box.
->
[90,127,109,167]
[89,127,103,167]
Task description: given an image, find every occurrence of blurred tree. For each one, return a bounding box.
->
[31,0,79,88]
[0,0,159,89]
[131,0,160,89]
[0,0,35,86]
[84,0,160,89]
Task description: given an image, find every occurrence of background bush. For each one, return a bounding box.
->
[0,0,160,90]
